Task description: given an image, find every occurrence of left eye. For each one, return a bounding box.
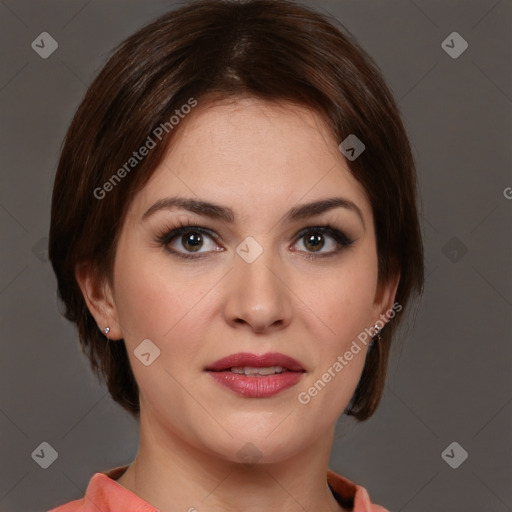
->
[292,226,353,255]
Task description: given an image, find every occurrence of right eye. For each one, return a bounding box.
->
[156,224,224,259]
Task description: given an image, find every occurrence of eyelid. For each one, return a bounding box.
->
[155,221,354,259]
[156,225,223,256]
[292,224,353,247]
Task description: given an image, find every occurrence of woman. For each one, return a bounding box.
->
[48,0,424,510]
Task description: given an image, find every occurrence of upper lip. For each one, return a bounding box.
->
[205,352,306,372]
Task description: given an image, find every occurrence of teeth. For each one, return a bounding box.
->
[230,366,286,376]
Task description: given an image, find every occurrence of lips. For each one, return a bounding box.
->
[205,352,306,373]
[205,352,306,398]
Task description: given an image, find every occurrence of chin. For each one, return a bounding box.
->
[203,428,310,466]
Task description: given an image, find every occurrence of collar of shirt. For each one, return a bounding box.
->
[49,465,388,512]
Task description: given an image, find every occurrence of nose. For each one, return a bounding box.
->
[222,243,293,334]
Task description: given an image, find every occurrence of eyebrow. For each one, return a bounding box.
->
[142,196,365,227]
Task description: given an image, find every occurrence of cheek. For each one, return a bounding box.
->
[112,253,214,406]
[112,247,206,349]
[298,252,379,350]
[294,266,376,421]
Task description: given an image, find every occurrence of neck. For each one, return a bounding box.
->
[116,410,346,512]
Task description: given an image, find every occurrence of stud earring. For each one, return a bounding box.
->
[369,324,382,348]
[102,327,110,336]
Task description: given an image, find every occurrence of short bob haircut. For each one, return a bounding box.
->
[49,0,424,422]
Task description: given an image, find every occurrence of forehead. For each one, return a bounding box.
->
[126,98,372,224]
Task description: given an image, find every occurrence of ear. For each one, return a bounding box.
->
[75,262,123,340]
[372,269,401,328]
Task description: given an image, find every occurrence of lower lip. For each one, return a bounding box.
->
[207,371,304,398]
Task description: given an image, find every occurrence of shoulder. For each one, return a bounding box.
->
[48,497,85,512]
[47,466,157,512]
[327,469,390,512]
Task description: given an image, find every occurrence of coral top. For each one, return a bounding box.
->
[49,465,389,512]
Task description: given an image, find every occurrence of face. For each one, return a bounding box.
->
[88,98,397,463]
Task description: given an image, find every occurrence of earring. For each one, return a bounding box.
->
[102,327,110,336]
[369,324,382,348]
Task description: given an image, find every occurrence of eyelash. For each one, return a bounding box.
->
[155,219,354,260]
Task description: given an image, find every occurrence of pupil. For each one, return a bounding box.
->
[183,232,202,251]
[305,233,323,251]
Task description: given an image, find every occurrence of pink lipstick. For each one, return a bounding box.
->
[205,352,306,398]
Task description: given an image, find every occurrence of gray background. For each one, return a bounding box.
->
[1,0,511,511]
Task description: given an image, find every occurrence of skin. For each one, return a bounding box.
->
[76,97,399,512]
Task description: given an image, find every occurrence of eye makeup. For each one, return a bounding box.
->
[154,218,356,261]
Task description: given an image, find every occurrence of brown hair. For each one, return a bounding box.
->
[49,0,424,421]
